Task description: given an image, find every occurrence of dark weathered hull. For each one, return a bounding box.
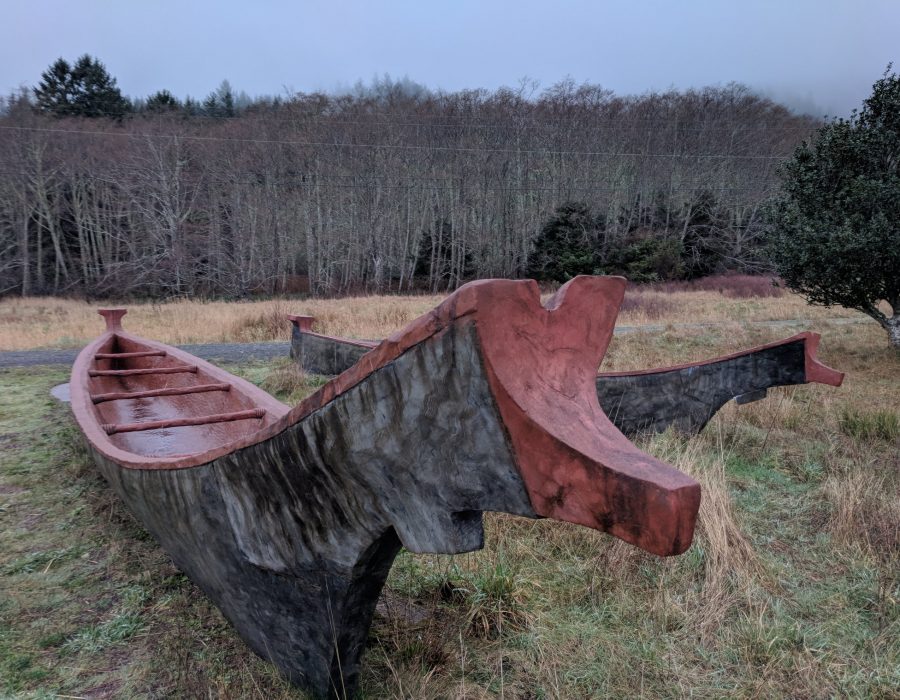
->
[86,320,533,696]
[288,319,843,437]
[90,448,388,696]
[289,324,376,376]
[596,333,844,435]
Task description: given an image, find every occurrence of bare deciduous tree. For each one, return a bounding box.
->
[0,80,817,298]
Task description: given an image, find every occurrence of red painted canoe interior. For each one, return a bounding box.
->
[88,335,280,458]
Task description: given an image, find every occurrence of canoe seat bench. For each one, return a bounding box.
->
[101,408,266,435]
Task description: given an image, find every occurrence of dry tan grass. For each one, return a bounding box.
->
[649,434,762,634]
[0,294,444,350]
[0,287,868,350]
[825,457,900,559]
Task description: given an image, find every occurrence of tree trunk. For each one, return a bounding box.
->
[883,313,900,349]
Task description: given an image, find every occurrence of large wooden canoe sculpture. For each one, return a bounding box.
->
[71,276,701,699]
[290,319,844,436]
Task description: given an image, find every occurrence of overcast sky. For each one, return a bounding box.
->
[4,0,897,117]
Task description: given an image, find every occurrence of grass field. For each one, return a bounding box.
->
[0,275,873,351]
[0,286,897,699]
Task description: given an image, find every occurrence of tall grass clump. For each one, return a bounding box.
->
[228,301,292,342]
[839,407,900,442]
[257,359,328,404]
[823,456,900,560]
[561,431,761,644]
[458,561,531,639]
[642,433,760,636]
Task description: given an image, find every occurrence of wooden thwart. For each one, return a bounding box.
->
[89,365,198,377]
[90,383,232,404]
[95,350,167,359]
[102,408,266,435]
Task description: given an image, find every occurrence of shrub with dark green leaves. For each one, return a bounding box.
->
[769,66,900,348]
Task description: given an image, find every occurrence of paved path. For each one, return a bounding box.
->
[0,316,867,368]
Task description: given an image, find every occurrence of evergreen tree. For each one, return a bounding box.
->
[602,237,685,282]
[182,96,201,116]
[769,66,900,348]
[681,190,724,279]
[203,80,236,117]
[414,218,473,291]
[526,203,600,282]
[146,89,180,112]
[33,58,74,115]
[34,55,129,118]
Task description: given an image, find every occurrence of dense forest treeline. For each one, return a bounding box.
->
[0,73,819,297]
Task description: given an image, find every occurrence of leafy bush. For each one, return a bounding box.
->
[528,204,689,283]
[769,66,900,348]
[839,408,900,442]
[601,236,685,282]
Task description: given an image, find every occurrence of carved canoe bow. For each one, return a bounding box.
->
[71,276,700,698]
